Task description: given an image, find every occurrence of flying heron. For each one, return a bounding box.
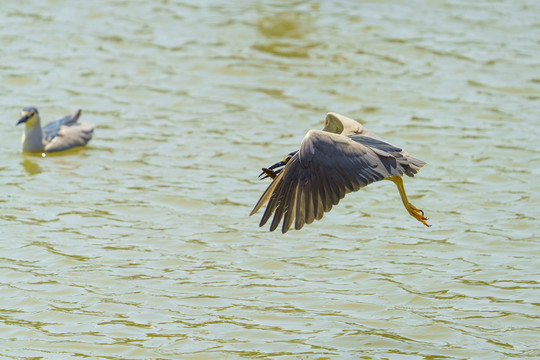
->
[250,112,430,233]
[16,106,95,153]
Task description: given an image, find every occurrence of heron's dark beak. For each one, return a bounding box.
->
[16,114,30,126]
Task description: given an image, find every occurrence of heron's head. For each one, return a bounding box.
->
[324,112,365,135]
[16,106,40,127]
[323,112,345,134]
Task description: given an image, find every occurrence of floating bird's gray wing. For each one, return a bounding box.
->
[350,135,426,177]
[42,109,82,142]
[44,122,95,152]
[251,129,405,233]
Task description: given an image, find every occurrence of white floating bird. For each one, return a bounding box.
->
[16,106,95,153]
[251,112,430,233]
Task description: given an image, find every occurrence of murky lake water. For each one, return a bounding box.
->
[1,1,539,359]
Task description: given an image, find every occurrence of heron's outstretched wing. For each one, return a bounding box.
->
[44,122,95,152]
[251,129,418,233]
[42,109,82,142]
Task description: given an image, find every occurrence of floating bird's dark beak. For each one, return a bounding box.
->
[16,114,30,126]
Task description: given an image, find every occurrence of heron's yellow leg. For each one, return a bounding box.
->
[386,176,430,227]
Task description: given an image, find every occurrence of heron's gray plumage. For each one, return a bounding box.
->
[16,107,95,153]
[251,112,426,233]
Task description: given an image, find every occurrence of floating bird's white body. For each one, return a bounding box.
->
[17,107,95,153]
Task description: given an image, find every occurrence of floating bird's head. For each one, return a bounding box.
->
[16,106,40,127]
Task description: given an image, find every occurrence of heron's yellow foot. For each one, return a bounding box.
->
[386,176,431,227]
[405,202,430,227]
[261,167,277,179]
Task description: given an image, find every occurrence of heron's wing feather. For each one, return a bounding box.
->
[250,172,282,216]
[42,109,82,142]
[44,122,95,152]
[252,130,396,233]
[349,135,402,153]
[350,135,426,176]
